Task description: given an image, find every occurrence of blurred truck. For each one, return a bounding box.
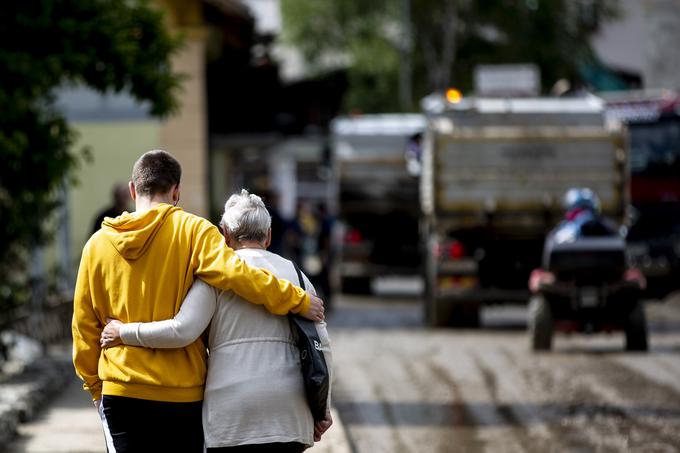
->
[420,94,628,326]
[330,114,426,293]
[602,90,680,296]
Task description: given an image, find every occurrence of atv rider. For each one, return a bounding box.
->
[543,188,620,269]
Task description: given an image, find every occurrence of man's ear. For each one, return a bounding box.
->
[172,184,181,206]
[264,228,272,249]
[129,181,137,201]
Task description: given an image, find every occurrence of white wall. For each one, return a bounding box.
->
[592,0,680,90]
[592,0,646,76]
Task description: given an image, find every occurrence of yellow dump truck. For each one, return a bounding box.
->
[420,95,628,326]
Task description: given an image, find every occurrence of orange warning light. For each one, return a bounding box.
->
[445,88,462,104]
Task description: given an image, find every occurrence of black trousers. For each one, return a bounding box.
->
[102,395,203,453]
[207,443,306,453]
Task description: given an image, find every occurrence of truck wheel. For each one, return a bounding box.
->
[451,303,480,328]
[427,298,453,327]
[625,301,648,352]
[529,296,553,351]
[341,277,372,295]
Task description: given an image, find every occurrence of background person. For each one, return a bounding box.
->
[263,190,287,256]
[315,203,334,307]
[91,182,131,235]
[543,187,619,268]
[101,189,333,452]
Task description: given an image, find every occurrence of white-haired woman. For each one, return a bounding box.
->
[100,190,333,452]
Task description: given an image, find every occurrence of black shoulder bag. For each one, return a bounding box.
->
[289,263,330,421]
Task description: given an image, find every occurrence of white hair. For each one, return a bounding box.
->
[219,189,271,244]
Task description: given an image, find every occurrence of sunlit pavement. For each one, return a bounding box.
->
[7,348,351,453]
[326,291,680,452]
[8,376,106,453]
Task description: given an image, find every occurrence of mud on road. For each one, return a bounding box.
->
[327,295,680,453]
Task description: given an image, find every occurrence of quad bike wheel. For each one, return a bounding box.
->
[625,300,648,352]
[529,296,554,351]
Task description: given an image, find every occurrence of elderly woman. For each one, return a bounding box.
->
[101,190,332,452]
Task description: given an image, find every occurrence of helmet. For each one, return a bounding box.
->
[562,188,601,213]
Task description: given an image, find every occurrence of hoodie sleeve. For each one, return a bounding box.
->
[72,244,103,401]
[191,221,311,316]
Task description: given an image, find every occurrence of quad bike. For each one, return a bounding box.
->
[528,204,648,352]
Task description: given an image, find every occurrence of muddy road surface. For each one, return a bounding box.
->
[327,294,680,452]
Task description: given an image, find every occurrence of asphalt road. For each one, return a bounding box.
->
[327,292,680,452]
[7,289,679,453]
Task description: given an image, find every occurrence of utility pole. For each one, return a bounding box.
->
[399,0,413,110]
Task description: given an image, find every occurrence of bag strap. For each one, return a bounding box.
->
[292,261,306,290]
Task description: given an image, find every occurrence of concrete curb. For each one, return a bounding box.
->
[0,356,72,449]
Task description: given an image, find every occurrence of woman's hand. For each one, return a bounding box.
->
[313,410,333,442]
[100,318,123,348]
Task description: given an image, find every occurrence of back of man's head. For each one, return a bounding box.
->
[132,150,182,196]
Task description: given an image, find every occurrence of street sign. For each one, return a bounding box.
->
[474,64,541,97]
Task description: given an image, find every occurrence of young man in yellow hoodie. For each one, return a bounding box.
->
[72,150,325,452]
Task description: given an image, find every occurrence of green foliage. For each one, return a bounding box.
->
[345,32,403,113]
[281,0,620,112]
[281,0,402,111]
[0,0,182,313]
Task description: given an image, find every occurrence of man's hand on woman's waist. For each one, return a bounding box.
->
[301,293,324,322]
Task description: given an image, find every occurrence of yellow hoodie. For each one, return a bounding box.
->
[72,204,310,402]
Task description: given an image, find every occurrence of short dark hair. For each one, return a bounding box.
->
[131,150,182,196]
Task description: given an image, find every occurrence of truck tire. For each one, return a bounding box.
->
[429,298,453,327]
[450,302,480,328]
[423,271,436,325]
[625,300,648,352]
[529,296,553,351]
[341,276,372,295]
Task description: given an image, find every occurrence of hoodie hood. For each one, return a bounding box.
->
[101,204,180,260]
